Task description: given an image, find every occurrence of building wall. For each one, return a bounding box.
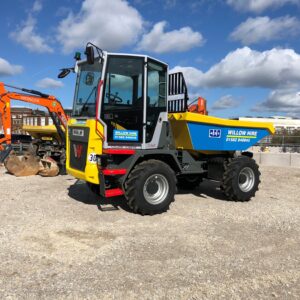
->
[239,116,300,133]
[22,116,53,127]
[10,107,52,134]
[1,106,70,135]
[10,108,32,134]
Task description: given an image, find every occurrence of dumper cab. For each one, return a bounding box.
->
[66,43,274,215]
[67,49,171,182]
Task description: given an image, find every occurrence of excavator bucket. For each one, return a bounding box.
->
[4,152,59,177]
[4,152,40,177]
[38,157,59,177]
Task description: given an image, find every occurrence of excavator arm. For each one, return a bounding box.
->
[0,91,11,150]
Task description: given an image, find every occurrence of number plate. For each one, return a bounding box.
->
[88,153,97,164]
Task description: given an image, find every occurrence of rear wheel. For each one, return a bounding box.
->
[177,175,202,190]
[221,156,260,201]
[125,160,176,215]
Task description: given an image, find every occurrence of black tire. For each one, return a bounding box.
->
[221,156,260,202]
[124,159,177,215]
[177,175,202,190]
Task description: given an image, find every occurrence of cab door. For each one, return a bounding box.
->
[100,55,145,146]
[145,59,168,147]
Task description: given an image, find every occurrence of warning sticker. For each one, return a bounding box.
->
[113,130,139,142]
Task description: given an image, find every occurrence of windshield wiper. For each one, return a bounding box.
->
[79,86,97,116]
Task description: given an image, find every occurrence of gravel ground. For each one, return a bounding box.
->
[0,165,299,299]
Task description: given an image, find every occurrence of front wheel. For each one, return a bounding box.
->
[124,160,176,215]
[221,156,260,202]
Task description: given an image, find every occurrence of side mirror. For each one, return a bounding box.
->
[85,45,94,64]
[58,68,71,78]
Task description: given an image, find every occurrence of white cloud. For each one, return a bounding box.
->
[36,78,64,89]
[57,0,143,53]
[253,89,300,114]
[32,0,42,12]
[0,58,23,76]
[10,16,53,53]
[230,16,299,45]
[227,0,299,13]
[211,95,239,110]
[137,21,204,53]
[170,47,300,89]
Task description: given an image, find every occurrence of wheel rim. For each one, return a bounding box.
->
[143,174,169,205]
[238,167,255,192]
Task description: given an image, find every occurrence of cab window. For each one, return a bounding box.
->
[101,56,144,143]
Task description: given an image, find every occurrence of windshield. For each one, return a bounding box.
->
[73,60,103,117]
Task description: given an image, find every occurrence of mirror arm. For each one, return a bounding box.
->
[86,42,104,59]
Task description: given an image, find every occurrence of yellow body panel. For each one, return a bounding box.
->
[169,120,193,150]
[23,125,63,141]
[66,119,104,184]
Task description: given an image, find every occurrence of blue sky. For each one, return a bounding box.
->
[1,0,300,118]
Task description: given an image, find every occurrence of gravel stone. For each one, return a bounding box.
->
[0,165,299,299]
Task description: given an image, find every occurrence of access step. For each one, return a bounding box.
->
[105,188,124,198]
[102,169,127,176]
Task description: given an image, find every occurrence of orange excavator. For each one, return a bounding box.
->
[0,82,68,176]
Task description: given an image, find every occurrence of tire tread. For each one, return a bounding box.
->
[221,156,260,202]
[124,159,176,215]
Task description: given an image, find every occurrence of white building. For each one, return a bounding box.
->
[238,116,300,133]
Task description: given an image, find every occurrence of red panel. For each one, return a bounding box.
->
[105,188,124,198]
[102,169,127,176]
[103,149,136,155]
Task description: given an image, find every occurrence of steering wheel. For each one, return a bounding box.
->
[106,92,123,104]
